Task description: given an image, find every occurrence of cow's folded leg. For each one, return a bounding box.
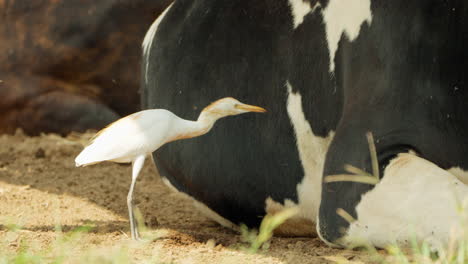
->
[319,145,468,248]
[342,153,468,249]
[317,129,380,247]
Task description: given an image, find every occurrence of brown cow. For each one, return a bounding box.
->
[0,0,171,135]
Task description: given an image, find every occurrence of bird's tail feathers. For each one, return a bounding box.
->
[74,145,108,167]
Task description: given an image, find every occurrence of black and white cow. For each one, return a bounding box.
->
[141,0,468,248]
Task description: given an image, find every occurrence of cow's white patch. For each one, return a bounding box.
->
[286,81,334,223]
[161,177,238,231]
[142,3,174,83]
[322,0,372,72]
[341,153,468,248]
[288,0,321,29]
[448,167,468,185]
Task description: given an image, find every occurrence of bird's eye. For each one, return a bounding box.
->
[234,104,240,108]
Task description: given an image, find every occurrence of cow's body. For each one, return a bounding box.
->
[0,0,171,135]
[142,0,468,247]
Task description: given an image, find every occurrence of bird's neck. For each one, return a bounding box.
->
[168,111,223,142]
[196,110,224,131]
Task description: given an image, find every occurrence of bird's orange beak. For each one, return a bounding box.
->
[235,103,267,113]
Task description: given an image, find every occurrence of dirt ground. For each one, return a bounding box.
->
[0,131,377,263]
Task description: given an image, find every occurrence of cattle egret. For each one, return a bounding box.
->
[75,97,266,240]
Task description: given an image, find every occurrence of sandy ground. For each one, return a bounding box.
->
[0,131,377,263]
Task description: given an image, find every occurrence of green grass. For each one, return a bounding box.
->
[382,233,467,264]
[0,207,299,264]
[239,207,300,254]
[2,204,468,264]
[0,218,172,264]
[0,223,125,264]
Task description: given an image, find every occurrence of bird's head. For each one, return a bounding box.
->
[202,97,266,117]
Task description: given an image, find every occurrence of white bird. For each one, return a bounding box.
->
[75,97,266,240]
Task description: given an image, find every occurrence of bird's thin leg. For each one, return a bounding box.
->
[128,155,146,241]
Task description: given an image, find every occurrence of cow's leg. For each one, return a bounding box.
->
[0,74,119,135]
[342,153,468,248]
[318,128,468,248]
[317,127,377,246]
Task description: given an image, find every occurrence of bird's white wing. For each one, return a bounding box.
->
[75,109,176,166]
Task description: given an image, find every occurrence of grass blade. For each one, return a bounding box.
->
[324,175,380,185]
[366,132,379,180]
